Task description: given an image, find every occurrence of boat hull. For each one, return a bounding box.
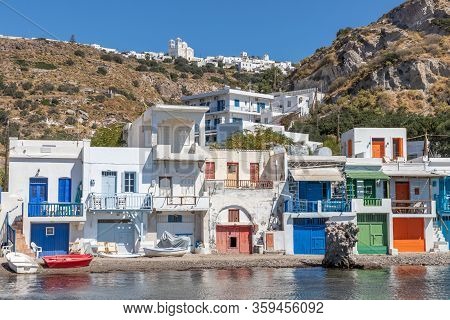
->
[5,252,39,274]
[43,254,93,268]
[143,247,189,257]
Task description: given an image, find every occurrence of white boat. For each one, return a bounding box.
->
[143,247,189,257]
[5,252,39,274]
[98,252,143,259]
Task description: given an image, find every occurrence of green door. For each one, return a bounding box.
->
[357,214,388,254]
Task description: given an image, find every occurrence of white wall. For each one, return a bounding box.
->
[341,128,407,159]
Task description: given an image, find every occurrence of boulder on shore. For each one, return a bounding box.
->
[322,222,359,269]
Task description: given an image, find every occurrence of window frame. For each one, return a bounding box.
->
[124,171,137,193]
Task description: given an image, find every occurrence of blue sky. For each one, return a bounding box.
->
[0,0,405,62]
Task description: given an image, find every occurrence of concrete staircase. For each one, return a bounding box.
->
[431,224,449,253]
[11,220,35,257]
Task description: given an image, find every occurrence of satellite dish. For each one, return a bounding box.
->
[314,147,332,156]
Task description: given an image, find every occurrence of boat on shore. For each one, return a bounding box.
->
[143,247,189,258]
[42,254,93,268]
[5,252,39,274]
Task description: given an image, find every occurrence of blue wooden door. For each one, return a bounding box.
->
[30,223,70,256]
[29,178,48,216]
[58,178,72,202]
[293,218,326,254]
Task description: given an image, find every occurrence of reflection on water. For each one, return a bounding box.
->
[1,265,449,300]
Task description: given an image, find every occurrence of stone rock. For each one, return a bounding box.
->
[65,109,76,115]
[322,222,359,269]
[78,109,89,120]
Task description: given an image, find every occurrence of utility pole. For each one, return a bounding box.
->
[424,131,429,159]
[3,118,9,192]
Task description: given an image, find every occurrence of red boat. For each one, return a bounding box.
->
[42,254,93,269]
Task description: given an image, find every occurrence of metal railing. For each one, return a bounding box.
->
[290,199,352,213]
[28,203,83,217]
[157,196,199,206]
[392,200,433,214]
[217,179,274,189]
[363,198,383,206]
[87,193,152,211]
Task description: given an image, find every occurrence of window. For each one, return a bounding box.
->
[217,100,225,111]
[214,118,221,127]
[205,162,215,180]
[257,102,266,112]
[228,209,240,222]
[234,99,240,107]
[229,237,237,248]
[124,172,136,193]
[232,117,242,123]
[159,177,172,197]
[287,101,291,109]
[414,187,420,195]
[168,215,182,223]
[157,126,170,145]
[45,227,55,236]
[205,120,211,130]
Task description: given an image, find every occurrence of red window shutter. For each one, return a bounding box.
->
[205,162,215,180]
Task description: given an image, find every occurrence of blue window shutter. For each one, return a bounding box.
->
[133,172,138,193]
[58,178,71,202]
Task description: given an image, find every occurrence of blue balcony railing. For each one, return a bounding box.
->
[28,203,83,217]
[437,195,450,214]
[290,199,352,213]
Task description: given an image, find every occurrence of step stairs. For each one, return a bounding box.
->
[430,225,449,253]
[11,220,35,258]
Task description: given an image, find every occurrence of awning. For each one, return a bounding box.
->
[384,171,446,178]
[289,168,344,182]
[345,170,389,180]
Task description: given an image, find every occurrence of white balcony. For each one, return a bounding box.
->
[153,144,209,161]
[352,198,392,214]
[391,200,436,217]
[86,193,152,212]
[153,196,209,212]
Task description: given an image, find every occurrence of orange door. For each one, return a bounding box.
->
[266,233,274,251]
[372,138,385,158]
[215,226,228,253]
[238,226,252,254]
[393,138,404,159]
[393,218,425,252]
[395,182,410,200]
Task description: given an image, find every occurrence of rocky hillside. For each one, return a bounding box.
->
[0,38,228,141]
[289,0,449,113]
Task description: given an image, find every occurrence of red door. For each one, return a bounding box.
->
[395,182,410,200]
[393,218,425,252]
[216,225,252,254]
[250,163,259,187]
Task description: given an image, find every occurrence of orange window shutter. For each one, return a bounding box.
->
[398,138,403,158]
[348,139,353,157]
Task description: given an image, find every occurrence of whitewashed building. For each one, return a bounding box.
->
[168,37,194,61]
[182,86,274,144]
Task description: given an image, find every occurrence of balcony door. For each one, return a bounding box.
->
[250,163,259,187]
[371,138,385,158]
[395,182,410,201]
[227,163,239,187]
[29,178,48,216]
[102,171,117,208]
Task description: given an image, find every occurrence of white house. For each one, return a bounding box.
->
[2,139,88,256]
[124,104,210,250]
[341,128,407,160]
[181,86,274,144]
